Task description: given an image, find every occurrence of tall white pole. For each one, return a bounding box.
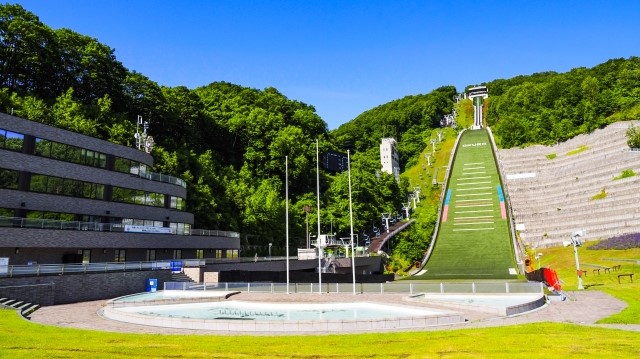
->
[285,156,290,294]
[348,150,356,295]
[316,139,322,294]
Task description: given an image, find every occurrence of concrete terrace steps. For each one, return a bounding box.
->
[498,120,640,247]
[0,297,40,319]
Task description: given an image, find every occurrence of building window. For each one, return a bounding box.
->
[173,249,182,259]
[146,249,156,262]
[0,129,24,151]
[196,249,204,259]
[78,249,91,264]
[215,250,223,259]
[226,249,238,259]
[0,168,19,189]
[115,249,126,263]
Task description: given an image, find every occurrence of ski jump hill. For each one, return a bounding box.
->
[415,128,519,280]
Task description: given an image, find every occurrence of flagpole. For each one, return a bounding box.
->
[348,150,356,295]
[316,139,322,294]
[285,156,290,294]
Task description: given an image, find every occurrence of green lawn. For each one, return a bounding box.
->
[0,310,639,358]
[417,129,516,279]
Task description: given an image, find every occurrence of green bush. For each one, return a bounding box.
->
[614,169,636,180]
[591,187,607,200]
[546,153,557,159]
[626,124,640,149]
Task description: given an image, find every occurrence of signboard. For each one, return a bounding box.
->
[322,150,348,172]
[170,260,183,273]
[124,225,172,234]
[0,257,8,275]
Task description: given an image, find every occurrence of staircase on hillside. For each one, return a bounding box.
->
[0,297,40,319]
[368,220,415,253]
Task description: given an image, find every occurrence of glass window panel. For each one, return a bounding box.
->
[95,184,104,200]
[49,142,67,161]
[34,138,51,156]
[29,174,48,192]
[114,158,130,173]
[4,131,24,151]
[97,153,107,168]
[48,177,64,194]
[0,169,19,189]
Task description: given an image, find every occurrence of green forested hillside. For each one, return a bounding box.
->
[486,57,640,147]
[0,4,448,257]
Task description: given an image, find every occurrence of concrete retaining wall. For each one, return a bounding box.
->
[0,270,173,305]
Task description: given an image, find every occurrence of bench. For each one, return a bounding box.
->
[612,265,622,272]
[593,268,601,275]
[578,270,587,277]
[618,273,634,284]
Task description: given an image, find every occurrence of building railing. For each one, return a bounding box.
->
[129,166,187,188]
[0,216,240,238]
[163,281,544,295]
[0,259,205,278]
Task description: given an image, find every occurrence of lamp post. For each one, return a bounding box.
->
[569,231,585,290]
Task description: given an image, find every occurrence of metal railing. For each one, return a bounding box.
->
[0,216,240,238]
[129,167,187,188]
[0,259,204,278]
[163,281,544,295]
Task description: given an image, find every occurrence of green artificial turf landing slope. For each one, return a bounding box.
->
[419,129,517,280]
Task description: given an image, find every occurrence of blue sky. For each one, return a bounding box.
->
[16,1,640,129]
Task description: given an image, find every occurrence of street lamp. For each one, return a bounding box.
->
[535,253,543,269]
[564,230,585,290]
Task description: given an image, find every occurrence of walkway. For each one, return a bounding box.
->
[27,290,640,335]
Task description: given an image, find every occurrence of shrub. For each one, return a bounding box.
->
[567,145,589,156]
[613,169,636,180]
[591,187,607,200]
[626,124,640,149]
[546,153,557,160]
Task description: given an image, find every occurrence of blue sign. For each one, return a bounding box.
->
[170,260,182,273]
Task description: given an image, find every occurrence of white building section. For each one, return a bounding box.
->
[380,138,400,181]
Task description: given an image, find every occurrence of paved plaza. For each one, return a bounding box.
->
[26,290,640,335]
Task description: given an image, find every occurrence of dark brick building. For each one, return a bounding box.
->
[0,113,239,266]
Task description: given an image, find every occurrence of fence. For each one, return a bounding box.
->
[0,216,240,238]
[0,259,205,278]
[163,281,543,295]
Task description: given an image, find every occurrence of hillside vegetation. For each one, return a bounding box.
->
[0,4,450,257]
[486,57,640,148]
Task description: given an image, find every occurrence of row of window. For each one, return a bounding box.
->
[1,168,185,210]
[35,138,108,169]
[2,128,152,178]
[30,173,105,200]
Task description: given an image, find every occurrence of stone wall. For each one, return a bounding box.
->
[0,270,173,305]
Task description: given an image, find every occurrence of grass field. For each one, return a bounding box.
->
[0,311,639,358]
[417,129,516,279]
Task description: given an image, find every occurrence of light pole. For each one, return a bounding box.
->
[566,230,585,290]
[268,243,272,258]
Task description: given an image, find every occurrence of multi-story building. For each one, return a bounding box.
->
[380,138,400,182]
[0,113,239,266]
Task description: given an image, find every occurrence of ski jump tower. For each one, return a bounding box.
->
[467,86,488,129]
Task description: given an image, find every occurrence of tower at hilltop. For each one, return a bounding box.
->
[467,86,488,129]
